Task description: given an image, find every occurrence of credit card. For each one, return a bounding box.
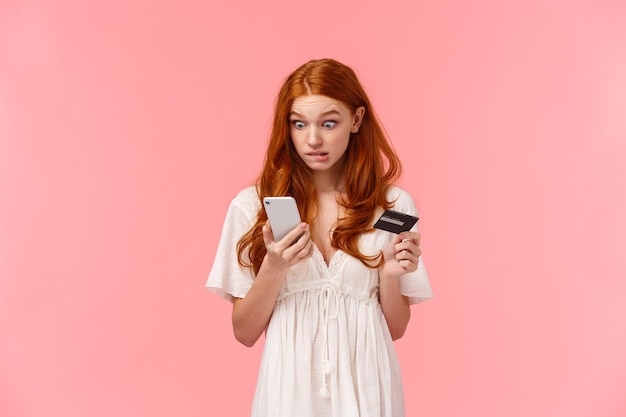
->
[373,209,419,234]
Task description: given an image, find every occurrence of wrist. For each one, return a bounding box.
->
[379,265,403,282]
[260,254,290,277]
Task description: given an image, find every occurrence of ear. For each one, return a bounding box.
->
[351,106,366,133]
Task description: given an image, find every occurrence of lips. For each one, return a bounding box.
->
[306,151,329,161]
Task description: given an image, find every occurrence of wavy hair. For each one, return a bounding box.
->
[237,58,402,274]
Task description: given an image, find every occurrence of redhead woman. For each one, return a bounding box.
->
[206,58,433,417]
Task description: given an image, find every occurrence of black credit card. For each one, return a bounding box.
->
[373,209,419,234]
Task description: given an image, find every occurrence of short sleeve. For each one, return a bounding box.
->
[205,188,259,302]
[390,187,434,305]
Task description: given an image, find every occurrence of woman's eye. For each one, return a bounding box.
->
[322,121,337,129]
[293,121,305,129]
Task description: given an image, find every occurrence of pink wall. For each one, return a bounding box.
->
[1,0,625,416]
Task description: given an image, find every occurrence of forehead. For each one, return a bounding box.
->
[290,95,350,115]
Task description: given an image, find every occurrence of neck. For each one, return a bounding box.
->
[311,162,346,193]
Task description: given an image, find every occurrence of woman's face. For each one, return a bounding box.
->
[289,94,364,176]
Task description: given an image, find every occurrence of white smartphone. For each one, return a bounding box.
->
[263,196,302,242]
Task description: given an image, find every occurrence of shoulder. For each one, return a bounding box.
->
[228,185,261,219]
[386,185,418,214]
[232,185,260,204]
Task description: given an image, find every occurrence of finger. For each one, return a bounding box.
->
[290,229,311,255]
[398,259,418,272]
[262,221,275,246]
[384,233,403,256]
[395,240,420,258]
[298,239,314,260]
[287,236,313,263]
[402,245,421,259]
[390,233,404,245]
[398,231,421,244]
[280,223,309,252]
[395,239,420,264]
[396,249,418,265]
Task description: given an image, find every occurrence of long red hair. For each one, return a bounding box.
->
[237,58,402,274]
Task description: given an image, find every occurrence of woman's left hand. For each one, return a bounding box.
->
[380,231,421,279]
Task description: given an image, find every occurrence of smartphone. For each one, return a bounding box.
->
[263,196,302,241]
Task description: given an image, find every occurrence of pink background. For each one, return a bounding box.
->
[1,0,625,416]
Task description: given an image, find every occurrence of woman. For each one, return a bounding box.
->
[207,58,433,417]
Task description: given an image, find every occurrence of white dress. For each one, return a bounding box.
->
[206,185,433,417]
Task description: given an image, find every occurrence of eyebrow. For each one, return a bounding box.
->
[289,109,342,118]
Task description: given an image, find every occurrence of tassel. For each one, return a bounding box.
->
[323,359,332,374]
[319,383,330,398]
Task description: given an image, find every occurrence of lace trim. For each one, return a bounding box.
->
[311,244,344,277]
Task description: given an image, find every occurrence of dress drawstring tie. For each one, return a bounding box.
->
[319,283,339,398]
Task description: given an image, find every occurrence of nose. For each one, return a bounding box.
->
[306,126,322,147]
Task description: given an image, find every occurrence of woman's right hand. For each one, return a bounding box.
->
[262,221,313,270]
[232,221,313,347]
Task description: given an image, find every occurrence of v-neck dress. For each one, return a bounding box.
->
[206,185,433,417]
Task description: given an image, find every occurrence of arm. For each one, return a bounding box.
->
[232,222,313,347]
[378,231,422,340]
